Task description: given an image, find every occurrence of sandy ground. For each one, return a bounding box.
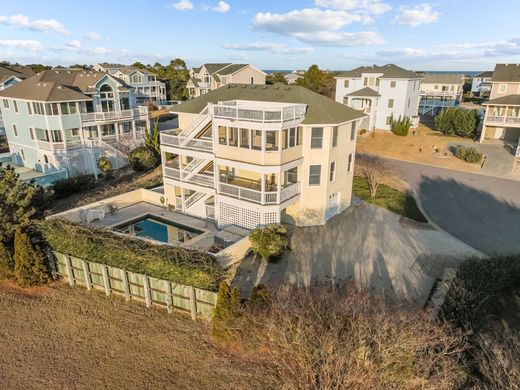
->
[356,123,482,173]
[0,281,272,390]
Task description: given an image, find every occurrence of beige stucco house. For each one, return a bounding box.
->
[481,64,520,146]
[160,84,365,229]
[186,64,266,98]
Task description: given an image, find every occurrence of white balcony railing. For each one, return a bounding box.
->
[163,165,214,188]
[160,132,213,153]
[486,115,520,125]
[164,166,180,180]
[212,103,306,125]
[80,107,148,124]
[36,139,84,151]
[218,181,300,205]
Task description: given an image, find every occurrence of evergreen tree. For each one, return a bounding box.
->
[295,65,336,98]
[13,229,49,287]
[145,119,161,161]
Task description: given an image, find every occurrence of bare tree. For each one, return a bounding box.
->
[356,154,390,197]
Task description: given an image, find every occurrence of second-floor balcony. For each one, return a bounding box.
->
[485,115,520,126]
[80,107,148,125]
[218,180,301,205]
[36,139,84,152]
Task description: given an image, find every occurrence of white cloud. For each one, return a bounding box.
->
[171,0,194,11]
[0,14,69,35]
[314,0,391,15]
[222,42,314,55]
[66,40,82,49]
[91,47,110,55]
[0,39,43,51]
[392,3,440,27]
[83,31,104,40]
[209,1,230,13]
[252,8,383,47]
[294,31,385,46]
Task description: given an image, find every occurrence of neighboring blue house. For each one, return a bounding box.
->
[0,65,35,136]
[0,69,149,178]
[93,63,167,105]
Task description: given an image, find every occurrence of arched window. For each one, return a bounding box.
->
[100,84,115,112]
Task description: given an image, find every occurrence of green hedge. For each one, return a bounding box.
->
[38,219,225,290]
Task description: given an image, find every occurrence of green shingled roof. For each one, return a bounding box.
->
[336,64,420,79]
[217,64,249,75]
[170,84,366,125]
[202,63,232,74]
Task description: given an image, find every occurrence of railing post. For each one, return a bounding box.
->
[165,281,173,314]
[101,264,111,296]
[188,286,197,320]
[143,275,152,308]
[82,260,92,291]
[121,270,131,301]
[64,254,74,286]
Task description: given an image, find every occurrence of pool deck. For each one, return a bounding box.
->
[90,202,248,251]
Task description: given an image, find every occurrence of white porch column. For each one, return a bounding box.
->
[131,120,137,140]
[261,174,266,205]
[277,172,282,204]
[96,124,101,141]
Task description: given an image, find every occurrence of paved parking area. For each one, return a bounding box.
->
[232,203,478,305]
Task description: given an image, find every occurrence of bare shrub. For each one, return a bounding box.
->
[356,155,390,197]
[223,285,468,389]
[472,328,520,390]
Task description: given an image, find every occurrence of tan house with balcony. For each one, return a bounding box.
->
[418,73,464,116]
[160,84,365,229]
[186,64,266,99]
[481,64,520,146]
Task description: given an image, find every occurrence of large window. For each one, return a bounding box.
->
[285,167,298,184]
[309,165,321,186]
[218,126,227,145]
[228,127,238,147]
[45,103,59,116]
[329,162,336,182]
[60,102,77,115]
[251,130,262,150]
[240,128,249,148]
[51,130,63,142]
[130,74,142,83]
[332,126,338,147]
[265,130,279,151]
[311,127,323,149]
[33,102,45,115]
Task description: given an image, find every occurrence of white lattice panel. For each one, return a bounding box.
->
[264,211,280,225]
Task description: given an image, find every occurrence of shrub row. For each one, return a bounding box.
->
[52,174,96,198]
[454,146,483,164]
[440,255,520,330]
[38,218,225,290]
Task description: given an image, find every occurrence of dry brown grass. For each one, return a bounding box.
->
[0,281,273,390]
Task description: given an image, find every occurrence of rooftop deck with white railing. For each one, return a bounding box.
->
[211,101,306,125]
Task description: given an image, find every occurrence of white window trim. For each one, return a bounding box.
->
[309,165,321,186]
[329,161,336,182]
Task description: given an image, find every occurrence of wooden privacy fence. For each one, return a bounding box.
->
[52,252,217,319]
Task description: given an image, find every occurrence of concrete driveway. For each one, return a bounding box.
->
[384,158,520,255]
[232,203,477,305]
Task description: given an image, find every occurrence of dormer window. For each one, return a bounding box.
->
[203,73,211,84]
[130,74,142,83]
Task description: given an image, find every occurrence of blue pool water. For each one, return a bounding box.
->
[114,215,202,244]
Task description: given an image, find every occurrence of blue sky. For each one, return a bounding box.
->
[1,0,519,71]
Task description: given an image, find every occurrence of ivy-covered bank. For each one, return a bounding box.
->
[38,219,225,290]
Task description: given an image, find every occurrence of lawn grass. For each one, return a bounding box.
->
[352,176,428,222]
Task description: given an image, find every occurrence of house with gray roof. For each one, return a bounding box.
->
[0,65,35,135]
[471,71,493,97]
[186,63,266,98]
[94,63,167,104]
[418,73,465,116]
[0,69,149,180]
[335,64,422,131]
[481,64,520,148]
[160,83,365,228]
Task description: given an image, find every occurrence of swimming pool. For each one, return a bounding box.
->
[113,215,203,245]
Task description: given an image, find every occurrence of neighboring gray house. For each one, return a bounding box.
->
[94,63,167,104]
[0,69,149,177]
[471,71,493,97]
[335,64,422,131]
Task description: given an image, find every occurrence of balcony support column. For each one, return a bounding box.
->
[131,120,137,140]
[277,173,281,204]
[261,174,266,205]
